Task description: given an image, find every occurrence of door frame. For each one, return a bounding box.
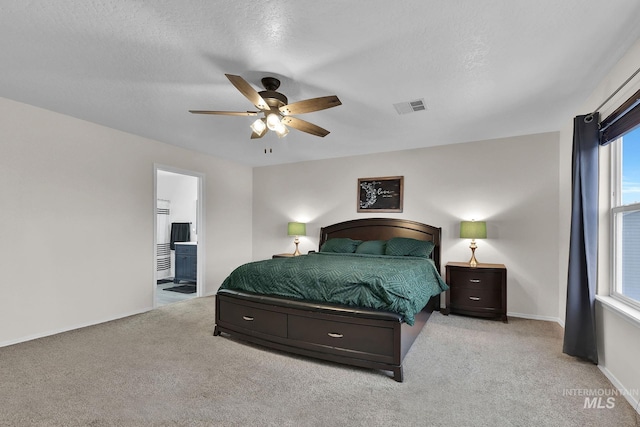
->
[153,164,205,307]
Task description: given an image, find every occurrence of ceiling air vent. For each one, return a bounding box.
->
[393,98,427,115]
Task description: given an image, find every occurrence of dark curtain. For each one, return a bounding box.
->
[563,113,599,364]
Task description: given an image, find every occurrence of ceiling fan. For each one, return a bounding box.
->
[189,74,342,139]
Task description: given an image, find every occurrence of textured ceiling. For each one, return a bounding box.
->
[2,1,640,167]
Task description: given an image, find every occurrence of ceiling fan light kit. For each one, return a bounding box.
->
[275,124,289,138]
[266,112,281,130]
[250,118,267,135]
[189,74,341,143]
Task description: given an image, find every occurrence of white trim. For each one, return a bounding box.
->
[609,135,640,312]
[611,203,640,213]
[153,164,206,307]
[610,139,620,306]
[598,364,640,415]
[0,307,152,348]
[153,166,159,306]
[596,295,640,328]
[611,289,640,312]
[197,170,206,299]
[507,312,564,327]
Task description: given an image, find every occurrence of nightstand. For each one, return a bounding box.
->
[272,253,295,258]
[443,262,507,322]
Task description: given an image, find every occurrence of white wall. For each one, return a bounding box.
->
[557,38,640,409]
[0,96,253,346]
[253,132,560,321]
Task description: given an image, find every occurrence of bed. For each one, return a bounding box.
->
[214,218,445,381]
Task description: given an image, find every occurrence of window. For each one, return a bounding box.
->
[611,126,640,309]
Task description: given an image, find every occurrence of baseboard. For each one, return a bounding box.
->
[508,311,564,327]
[0,306,153,348]
[598,365,640,415]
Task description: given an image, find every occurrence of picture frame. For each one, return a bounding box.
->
[357,176,404,213]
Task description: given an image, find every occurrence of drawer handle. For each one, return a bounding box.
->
[469,296,481,301]
[469,279,481,283]
[327,332,343,338]
[242,316,254,321]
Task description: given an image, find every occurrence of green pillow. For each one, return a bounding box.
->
[320,238,362,253]
[355,240,387,255]
[385,237,435,258]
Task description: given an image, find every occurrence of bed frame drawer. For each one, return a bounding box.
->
[288,314,395,358]
[217,299,287,338]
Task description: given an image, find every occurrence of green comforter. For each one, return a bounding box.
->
[219,252,448,325]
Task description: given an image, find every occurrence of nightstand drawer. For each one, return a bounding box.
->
[450,286,501,311]
[449,269,502,290]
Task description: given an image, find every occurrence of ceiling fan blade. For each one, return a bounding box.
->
[189,110,258,116]
[281,116,330,137]
[279,95,342,116]
[225,74,271,111]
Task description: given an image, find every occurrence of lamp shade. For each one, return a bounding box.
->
[460,221,487,239]
[287,222,306,236]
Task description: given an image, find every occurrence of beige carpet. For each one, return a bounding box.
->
[0,296,637,426]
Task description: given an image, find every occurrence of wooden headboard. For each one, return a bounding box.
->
[319,218,441,272]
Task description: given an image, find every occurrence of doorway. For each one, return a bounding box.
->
[154,165,204,307]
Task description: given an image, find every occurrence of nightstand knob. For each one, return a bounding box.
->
[469,296,481,301]
[469,279,481,283]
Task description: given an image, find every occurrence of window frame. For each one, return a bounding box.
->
[610,134,640,311]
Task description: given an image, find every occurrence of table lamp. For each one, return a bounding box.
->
[287,222,306,256]
[460,220,487,267]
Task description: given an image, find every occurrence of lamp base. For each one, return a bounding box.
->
[292,237,301,256]
[468,240,479,267]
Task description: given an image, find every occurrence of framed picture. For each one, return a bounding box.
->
[357,176,404,213]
